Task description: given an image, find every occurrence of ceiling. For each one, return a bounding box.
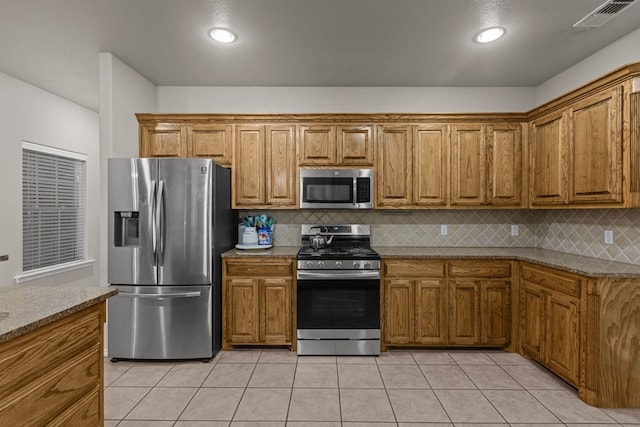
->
[1,0,639,112]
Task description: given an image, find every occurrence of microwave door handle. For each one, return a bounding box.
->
[353,177,357,205]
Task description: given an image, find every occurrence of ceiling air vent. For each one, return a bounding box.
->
[574,0,636,27]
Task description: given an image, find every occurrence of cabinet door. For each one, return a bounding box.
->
[189,124,233,166]
[234,125,265,207]
[480,280,511,346]
[521,282,544,361]
[487,124,522,206]
[450,124,486,205]
[569,86,622,204]
[376,125,412,207]
[260,278,291,344]
[530,111,568,205]
[266,125,297,207]
[415,279,447,345]
[384,279,414,344]
[226,278,260,344]
[545,292,579,386]
[413,125,448,206]
[139,124,186,157]
[449,280,481,345]
[298,125,335,165]
[337,125,374,165]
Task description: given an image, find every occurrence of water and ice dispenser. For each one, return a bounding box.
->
[114,211,140,247]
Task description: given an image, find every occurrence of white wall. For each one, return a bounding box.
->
[98,53,156,287]
[0,71,100,287]
[158,86,536,113]
[536,26,640,105]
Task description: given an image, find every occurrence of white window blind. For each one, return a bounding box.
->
[22,142,87,272]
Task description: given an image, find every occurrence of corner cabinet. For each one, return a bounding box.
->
[222,257,295,350]
[233,125,297,208]
[382,259,511,348]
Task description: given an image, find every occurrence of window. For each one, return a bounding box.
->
[21,141,87,275]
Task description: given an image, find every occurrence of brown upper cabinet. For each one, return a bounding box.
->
[530,85,623,207]
[233,125,297,209]
[140,123,187,158]
[298,124,374,166]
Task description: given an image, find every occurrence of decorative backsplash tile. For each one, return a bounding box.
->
[241,208,640,265]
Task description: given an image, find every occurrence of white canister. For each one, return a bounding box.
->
[242,227,259,245]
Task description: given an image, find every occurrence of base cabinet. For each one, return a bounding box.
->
[520,263,580,387]
[383,259,511,348]
[223,257,294,350]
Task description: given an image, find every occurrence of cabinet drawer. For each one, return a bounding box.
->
[521,263,580,298]
[225,258,294,276]
[383,260,445,277]
[449,261,512,278]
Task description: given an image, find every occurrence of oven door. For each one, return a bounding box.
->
[296,270,380,355]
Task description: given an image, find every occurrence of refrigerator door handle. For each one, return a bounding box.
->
[158,180,166,266]
[117,290,203,299]
[151,180,157,265]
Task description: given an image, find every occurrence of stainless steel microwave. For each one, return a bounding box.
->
[299,168,374,209]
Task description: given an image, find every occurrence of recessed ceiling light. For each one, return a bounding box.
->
[209,28,237,43]
[474,26,506,44]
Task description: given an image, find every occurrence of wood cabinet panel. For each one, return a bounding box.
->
[266,125,297,206]
[225,259,293,276]
[521,264,580,298]
[530,111,568,205]
[451,124,486,205]
[569,86,622,203]
[413,125,448,206]
[377,125,412,207]
[415,279,447,345]
[298,125,335,165]
[337,125,374,165]
[488,124,522,205]
[384,259,445,277]
[449,260,511,278]
[140,124,186,157]
[261,278,291,344]
[226,278,260,344]
[234,125,265,206]
[481,281,511,346]
[546,292,579,385]
[384,279,414,344]
[189,124,233,166]
[521,283,544,360]
[449,280,481,345]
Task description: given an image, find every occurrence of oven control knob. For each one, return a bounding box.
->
[306,261,314,268]
[318,261,325,268]
[364,262,371,269]
[335,261,342,268]
[353,261,360,269]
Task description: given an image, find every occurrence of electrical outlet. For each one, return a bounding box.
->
[440,225,448,235]
[0,255,8,262]
[511,225,519,236]
[604,230,614,245]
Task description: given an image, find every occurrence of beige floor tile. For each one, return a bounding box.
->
[379,364,430,389]
[387,389,450,422]
[411,350,456,365]
[104,361,133,386]
[287,388,341,421]
[258,349,298,364]
[501,364,572,389]
[126,387,196,420]
[461,365,522,389]
[376,350,416,364]
[104,387,150,420]
[175,422,230,427]
[297,355,337,364]
[486,351,534,365]
[104,421,119,427]
[218,349,262,364]
[248,363,296,388]
[293,364,338,388]
[234,388,291,421]
[398,424,453,427]
[342,424,398,427]
[419,365,476,389]
[509,424,565,427]
[447,351,496,365]
[338,364,384,388]
[117,421,175,426]
[203,363,255,387]
[339,389,396,422]
[435,389,505,423]
[529,389,616,423]
[110,363,173,387]
[451,424,508,426]
[287,423,341,427]
[564,425,621,427]
[180,387,244,421]
[230,423,286,427]
[605,408,640,423]
[483,390,561,423]
[157,362,215,387]
[337,355,377,364]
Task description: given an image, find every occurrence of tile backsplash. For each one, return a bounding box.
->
[242,208,640,265]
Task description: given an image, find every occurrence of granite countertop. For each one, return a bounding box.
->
[222,246,300,257]
[0,286,118,344]
[374,247,640,278]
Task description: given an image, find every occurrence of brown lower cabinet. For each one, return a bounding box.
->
[383,259,512,348]
[223,257,295,350]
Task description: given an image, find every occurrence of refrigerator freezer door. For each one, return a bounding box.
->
[108,158,158,285]
[157,159,212,285]
[107,285,214,359]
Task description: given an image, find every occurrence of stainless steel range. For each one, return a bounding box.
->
[296,224,380,356]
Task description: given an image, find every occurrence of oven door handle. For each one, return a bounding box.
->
[297,270,380,281]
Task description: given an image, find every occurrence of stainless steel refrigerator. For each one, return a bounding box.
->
[107,158,235,360]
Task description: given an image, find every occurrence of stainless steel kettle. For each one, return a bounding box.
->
[310,231,334,250]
